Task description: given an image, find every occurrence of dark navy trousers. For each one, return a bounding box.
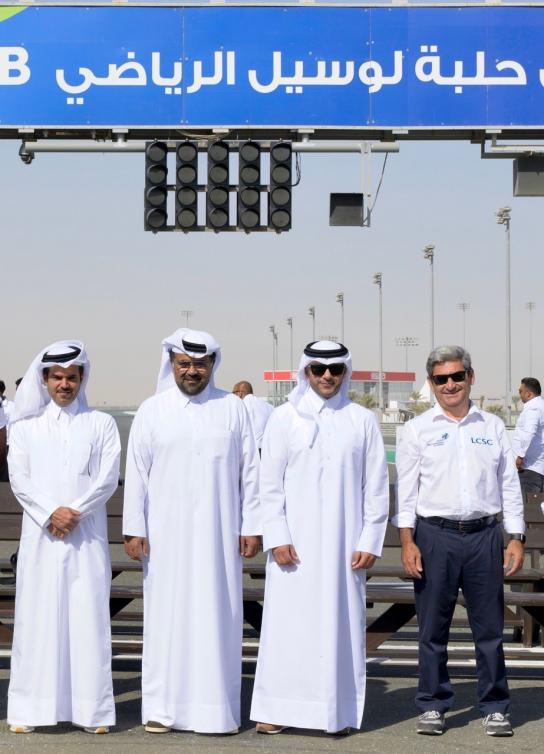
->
[413,517,509,715]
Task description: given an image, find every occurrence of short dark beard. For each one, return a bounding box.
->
[175,373,211,396]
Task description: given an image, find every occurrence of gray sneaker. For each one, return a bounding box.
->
[483,712,513,737]
[416,710,445,735]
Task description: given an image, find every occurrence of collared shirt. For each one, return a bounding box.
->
[512,395,544,475]
[393,402,525,534]
[303,386,343,416]
[0,405,6,430]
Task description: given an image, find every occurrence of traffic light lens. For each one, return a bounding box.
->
[240,209,260,229]
[271,165,291,185]
[270,209,291,229]
[209,164,228,184]
[147,164,167,185]
[209,208,229,228]
[146,186,168,207]
[177,165,197,184]
[270,187,290,207]
[240,143,260,162]
[146,142,167,162]
[240,187,260,208]
[240,165,260,185]
[270,144,291,163]
[177,142,198,162]
[177,208,197,229]
[146,208,167,230]
[177,187,197,207]
[209,186,229,206]
[208,143,229,162]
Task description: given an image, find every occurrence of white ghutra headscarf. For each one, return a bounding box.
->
[288,340,352,446]
[156,328,222,394]
[11,340,90,423]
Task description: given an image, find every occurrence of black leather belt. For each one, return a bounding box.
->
[418,515,497,533]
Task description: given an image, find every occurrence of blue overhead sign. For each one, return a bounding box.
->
[1,4,544,129]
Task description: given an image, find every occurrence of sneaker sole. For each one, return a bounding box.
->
[417,728,444,735]
[144,725,171,733]
[486,730,513,737]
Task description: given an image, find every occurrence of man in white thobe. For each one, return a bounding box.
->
[232,380,273,452]
[123,328,260,735]
[251,341,389,735]
[7,340,121,734]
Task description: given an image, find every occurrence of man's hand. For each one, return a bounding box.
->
[50,507,80,534]
[240,535,261,558]
[401,541,424,579]
[351,551,376,570]
[124,536,150,561]
[47,523,66,539]
[272,544,299,566]
[516,456,524,470]
[504,539,525,577]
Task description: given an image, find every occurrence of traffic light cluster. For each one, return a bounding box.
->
[144,139,293,233]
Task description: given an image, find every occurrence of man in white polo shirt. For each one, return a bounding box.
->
[394,345,525,738]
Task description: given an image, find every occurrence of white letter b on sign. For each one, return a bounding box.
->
[0,47,30,85]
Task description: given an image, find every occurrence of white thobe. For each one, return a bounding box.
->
[243,394,273,450]
[7,399,121,728]
[122,384,260,733]
[251,389,389,732]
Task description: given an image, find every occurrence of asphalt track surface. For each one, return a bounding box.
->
[1,665,543,754]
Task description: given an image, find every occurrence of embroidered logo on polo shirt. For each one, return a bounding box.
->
[471,437,493,446]
[428,432,449,447]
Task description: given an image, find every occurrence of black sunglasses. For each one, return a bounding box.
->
[430,370,468,386]
[309,363,346,377]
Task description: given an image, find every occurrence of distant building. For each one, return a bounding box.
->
[264,370,416,406]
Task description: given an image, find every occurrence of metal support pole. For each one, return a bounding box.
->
[336,293,344,343]
[308,306,316,341]
[526,302,536,375]
[269,325,277,406]
[180,309,193,327]
[457,303,470,348]
[286,317,294,381]
[423,245,435,351]
[395,337,419,372]
[22,139,401,155]
[373,274,383,411]
[496,207,512,423]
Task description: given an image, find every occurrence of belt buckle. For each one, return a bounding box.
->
[458,520,472,533]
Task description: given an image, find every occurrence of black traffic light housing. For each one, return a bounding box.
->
[268,141,292,232]
[206,140,230,230]
[175,141,199,231]
[237,140,261,231]
[144,141,168,231]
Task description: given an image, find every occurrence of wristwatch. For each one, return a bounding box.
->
[509,533,526,544]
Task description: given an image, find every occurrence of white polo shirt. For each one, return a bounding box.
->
[394,402,525,534]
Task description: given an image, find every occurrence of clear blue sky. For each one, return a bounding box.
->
[1,136,541,406]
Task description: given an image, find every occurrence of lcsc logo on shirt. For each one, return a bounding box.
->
[471,437,493,446]
[428,432,449,447]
